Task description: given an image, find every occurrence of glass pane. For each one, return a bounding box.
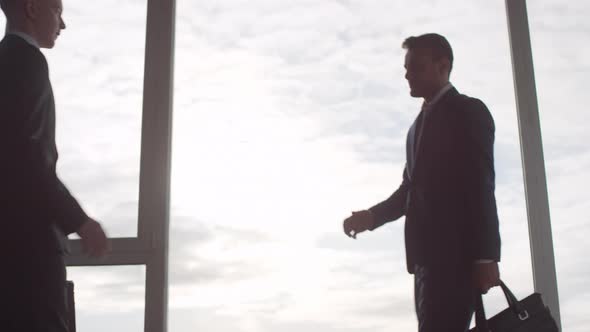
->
[46,1,147,237]
[67,266,145,331]
[529,2,590,332]
[170,1,529,331]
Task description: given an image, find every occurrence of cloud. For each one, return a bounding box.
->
[169,215,275,286]
[169,1,590,330]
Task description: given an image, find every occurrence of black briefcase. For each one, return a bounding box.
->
[470,281,558,332]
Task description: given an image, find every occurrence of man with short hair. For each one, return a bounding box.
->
[343,33,501,331]
[0,0,109,330]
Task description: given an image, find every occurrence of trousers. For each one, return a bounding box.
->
[414,262,476,332]
[0,253,69,332]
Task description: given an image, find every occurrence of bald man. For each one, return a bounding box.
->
[0,0,109,330]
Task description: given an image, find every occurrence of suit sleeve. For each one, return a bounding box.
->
[368,165,410,230]
[10,51,88,235]
[459,98,501,261]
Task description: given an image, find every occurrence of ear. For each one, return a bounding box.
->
[438,58,451,77]
[23,0,38,20]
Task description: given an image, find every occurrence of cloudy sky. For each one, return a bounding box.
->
[3,0,589,331]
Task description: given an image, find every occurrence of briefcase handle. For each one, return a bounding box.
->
[474,280,528,331]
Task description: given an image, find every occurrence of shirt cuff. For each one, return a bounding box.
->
[474,259,495,264]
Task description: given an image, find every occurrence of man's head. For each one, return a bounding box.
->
[1,0,66,48]
[402,33,453,101]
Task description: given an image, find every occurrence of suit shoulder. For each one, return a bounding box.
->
[454,94,492,117]
[451,94,495,132]
[453,93,488,110]
[0,36,47,78]
[0,38,49,120]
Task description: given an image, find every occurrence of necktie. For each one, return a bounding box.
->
[414,103,428,155]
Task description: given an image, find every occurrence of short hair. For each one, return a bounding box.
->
[1,0,14,13]
[402,33,454,72]
[1,0,21,13]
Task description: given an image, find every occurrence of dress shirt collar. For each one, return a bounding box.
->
[422,82,453,111]
[7,30,40,49]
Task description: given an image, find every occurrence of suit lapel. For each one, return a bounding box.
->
[411,88,459,179]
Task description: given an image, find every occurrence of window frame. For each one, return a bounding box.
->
[64,1,562,331]
[65,0,176,331]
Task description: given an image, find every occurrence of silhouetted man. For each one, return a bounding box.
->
[0,0,109,330]
[343,33,501,332]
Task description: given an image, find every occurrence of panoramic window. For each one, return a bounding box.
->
[5,0,584,330]
[169,1,530,331]
[49,0,148,238]
[529,2,590,331]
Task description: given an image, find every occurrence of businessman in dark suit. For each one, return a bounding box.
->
[343,33,501,332]
[0,0,109,330]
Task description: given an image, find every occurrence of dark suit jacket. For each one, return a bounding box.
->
[0,34,88,256]
[369,88,501,273]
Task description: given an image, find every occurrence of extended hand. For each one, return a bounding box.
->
[76,218,110,258]
[343,210,374,239]
[473,261,500,294]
